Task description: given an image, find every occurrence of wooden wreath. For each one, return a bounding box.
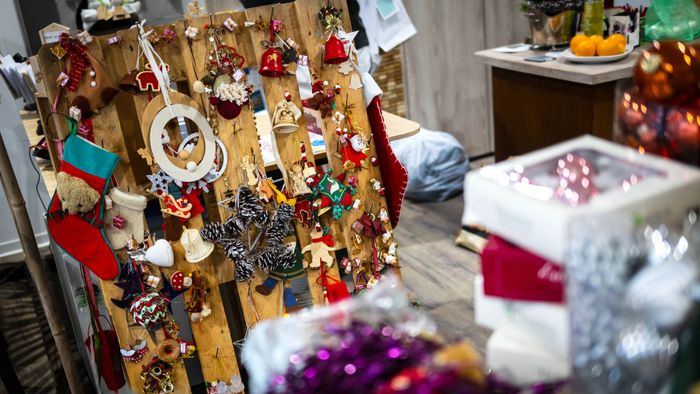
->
[141,91,216,182]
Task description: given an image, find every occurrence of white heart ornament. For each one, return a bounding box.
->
[145,239,174,267]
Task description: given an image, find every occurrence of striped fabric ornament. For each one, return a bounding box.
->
[129,292,168,330]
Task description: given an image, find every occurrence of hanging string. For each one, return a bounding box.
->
[132,20,174,116]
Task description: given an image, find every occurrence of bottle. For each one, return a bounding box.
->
[583,0,605,36]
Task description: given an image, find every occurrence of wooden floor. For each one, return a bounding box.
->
[396,194,491,355]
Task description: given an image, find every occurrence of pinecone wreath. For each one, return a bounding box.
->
[201,186,296,281]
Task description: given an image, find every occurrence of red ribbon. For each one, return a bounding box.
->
[311,234,334,247]
[59,33,90,92]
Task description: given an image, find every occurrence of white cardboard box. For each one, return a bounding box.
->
[474,275,569,359]
[487,328,571,386]
[465,135,700,262]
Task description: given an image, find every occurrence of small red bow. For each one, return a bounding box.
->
[311,234,334,247]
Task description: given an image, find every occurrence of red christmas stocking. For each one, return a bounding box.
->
[47,119,120,280]
[367,97,408,228]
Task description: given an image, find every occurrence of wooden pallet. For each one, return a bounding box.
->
[32,1,400,392]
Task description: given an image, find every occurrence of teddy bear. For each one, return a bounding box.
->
[56,171,101,215]
[301,227,336,269]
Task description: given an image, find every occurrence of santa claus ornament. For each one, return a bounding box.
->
[192,24,252,120]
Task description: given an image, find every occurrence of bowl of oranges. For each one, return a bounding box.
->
[562,33,632,63]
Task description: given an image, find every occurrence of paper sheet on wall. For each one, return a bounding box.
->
[358,0,416,53]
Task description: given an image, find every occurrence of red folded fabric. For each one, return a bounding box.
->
[481,236,565,303]
[366,97,408,228]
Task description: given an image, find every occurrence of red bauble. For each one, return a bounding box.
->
[634,41,700,103]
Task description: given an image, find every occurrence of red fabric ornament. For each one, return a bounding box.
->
[341,144,367,168]
[180,188,205,222]
[366,97,407,228]
[316,264,350,304]
[215,100,242,120]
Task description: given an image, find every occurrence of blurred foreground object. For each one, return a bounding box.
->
[644,0,700,41]
[243,275,560,394]
[616,40,700,166]
[568,210,700,393]
[465,135,700,263]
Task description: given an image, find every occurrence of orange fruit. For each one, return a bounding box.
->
[588,35,604,53]
[597,38,624,56]
[569,34,588,53]
[609,33,627,47]
[575,40,596,56]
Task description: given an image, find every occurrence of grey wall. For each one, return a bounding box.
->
[402,0,529,157]
[0,1,51,263]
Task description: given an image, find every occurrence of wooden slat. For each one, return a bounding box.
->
[114,24,193,394]
[294,0,401,283]
[84,39,137,187]
[245,3,335,308]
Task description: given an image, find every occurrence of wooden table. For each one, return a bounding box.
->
[475,47,640,161]
[256,110,420,171]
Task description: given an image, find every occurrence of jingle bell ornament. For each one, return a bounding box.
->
[324,34,348,64]
[180,228,215,263]
[259,47,285,77]
[272,100,302,133]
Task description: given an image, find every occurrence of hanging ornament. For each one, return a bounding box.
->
[120,340,148,363]
[338,60,354,75]
[259,46,285,77]
[324,34,348,64]
[181,228,215,263]
[200,186,296,282]
[301,227,336,269]
[271,99,302,133]
[314,171,356,219]
[145,239,175,267]
[283,285,302,314]
[241,155,259,187]
[129,292,168,330]
[141,357,175,394]
[349,73,363,90]
[185,271,211,322]
[318,4,348,65]
[255,277,279,295]
[170,271,193,292]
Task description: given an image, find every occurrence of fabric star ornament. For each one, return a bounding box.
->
[111,261,144,309]
[315,172,355,219]
[147,170,173,193]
